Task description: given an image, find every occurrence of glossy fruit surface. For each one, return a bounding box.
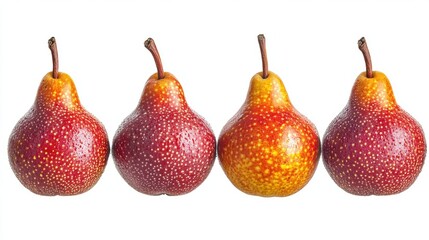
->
[218,35,320,197]
[322,38,426,195]
[8,38,110,196]
[112,38,216,196]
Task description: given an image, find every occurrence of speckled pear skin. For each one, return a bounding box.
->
[218,71,321,197]
[8,72,110,196]
[322,71,426,195]
[112,72,216,196]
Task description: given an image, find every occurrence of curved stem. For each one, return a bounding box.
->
[144,38,165,80]
[48,37,59,79]
[358,37,373,78]
[258,34,269,79]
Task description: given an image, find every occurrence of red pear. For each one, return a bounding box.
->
[8,37,110,196]
[322,37,426,195]
[112,38,216,196]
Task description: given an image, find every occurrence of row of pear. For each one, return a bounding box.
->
[7,35,425,197]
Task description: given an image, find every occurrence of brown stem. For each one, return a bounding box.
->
[258,34,269,79]
[358,37,373,78]
[144,38,165,79]
[48,37,59,79]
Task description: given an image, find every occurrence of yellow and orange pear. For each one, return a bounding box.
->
[218,35,321,197]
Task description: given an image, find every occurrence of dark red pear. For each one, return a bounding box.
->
[112,38,216,196]
[322,37,426,195]
[8,37,110,196]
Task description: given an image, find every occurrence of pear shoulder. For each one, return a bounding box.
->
[35,72,81,110]
[245,71,292,109]
[137,72,189,112]
[349,71,397,111]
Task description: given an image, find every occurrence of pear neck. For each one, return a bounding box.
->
[245,71,293,110]
[35,72,81,111]
[138,72,189,112]
[349,71,398,111]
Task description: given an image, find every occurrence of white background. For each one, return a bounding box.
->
[1,0,429,239]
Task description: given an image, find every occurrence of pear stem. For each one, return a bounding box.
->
[48,37,59,79]
[144,38,165,80]
[258,34,269,79]
[358,37,373,78]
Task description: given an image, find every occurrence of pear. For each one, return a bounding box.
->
[8,37,110,196]
[322,37,426,195]
[218,34,321,197]
[112,38,216,196]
